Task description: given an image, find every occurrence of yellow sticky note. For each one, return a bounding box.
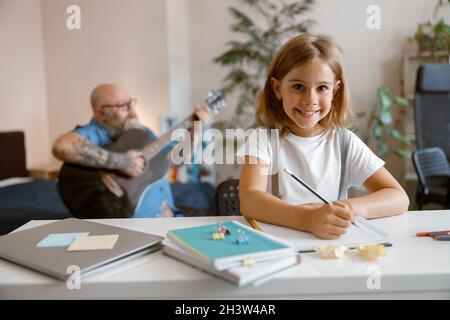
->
[67,235,119,251]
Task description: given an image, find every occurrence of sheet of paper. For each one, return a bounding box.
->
[67,234,119,251]
[258,222,385,251]
[36,232,89,248]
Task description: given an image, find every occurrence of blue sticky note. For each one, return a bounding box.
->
[36,232,89,248]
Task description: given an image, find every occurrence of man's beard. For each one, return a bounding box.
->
[103,113,125,139]
[104,123,124,139]
[103,111,145,139]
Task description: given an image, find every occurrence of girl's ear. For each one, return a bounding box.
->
[334,80,341,92]
[270,77,282,100]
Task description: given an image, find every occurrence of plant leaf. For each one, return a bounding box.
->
[380,108,392,125]
[373,122,382,137]
[378,88,392,111]
[395,149,412,159]
[389,128,412,146]
[393,96,409,106]
[376,140,389,157]
[229,7,255,31]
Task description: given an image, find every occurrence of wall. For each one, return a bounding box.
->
[0,0,50,168]
[41,0,170,146]
[166,0,192,122]
[188,0,239,120]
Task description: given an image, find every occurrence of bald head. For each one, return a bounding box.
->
[90,84,130,111]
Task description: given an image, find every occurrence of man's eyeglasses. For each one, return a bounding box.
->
[101,98,137,111]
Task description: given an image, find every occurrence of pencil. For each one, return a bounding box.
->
[416,230,450,237]
[283,168,330,204]
[433,235,450,241]
[283,167,356,226]
[245,217,263,232]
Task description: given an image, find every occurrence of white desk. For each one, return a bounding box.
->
[0,210,449,299]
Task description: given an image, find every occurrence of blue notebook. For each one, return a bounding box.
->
[166,221,296,270]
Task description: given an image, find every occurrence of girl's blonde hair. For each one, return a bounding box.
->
[256,34,351,136]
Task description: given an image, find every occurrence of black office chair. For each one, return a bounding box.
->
[412,147,450,209]
[414,63,450,162]
[215,179,241,216]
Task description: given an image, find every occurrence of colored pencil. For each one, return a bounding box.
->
[245,217,263,232]
[416,230,450,237]
[433,235,450,241]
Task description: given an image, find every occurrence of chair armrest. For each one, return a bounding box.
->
[422,175,450,196]
[427,174,450,184]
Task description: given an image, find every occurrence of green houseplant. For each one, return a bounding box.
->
[411,0,450,56]
[414,20,450,54]
[360,88,414,159]
[213,0,316,129]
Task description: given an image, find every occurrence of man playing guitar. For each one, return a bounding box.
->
[52,83,212,218]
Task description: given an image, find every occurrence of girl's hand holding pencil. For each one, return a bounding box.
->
[302,203,354,240]
[284,168,354,240]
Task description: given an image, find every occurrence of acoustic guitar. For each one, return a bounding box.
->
[58,90,226,219]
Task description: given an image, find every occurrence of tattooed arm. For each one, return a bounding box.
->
[52,132,145,177]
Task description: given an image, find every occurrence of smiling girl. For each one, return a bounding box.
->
[238,34,409,239]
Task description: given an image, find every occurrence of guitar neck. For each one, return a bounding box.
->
[142,114,196,160]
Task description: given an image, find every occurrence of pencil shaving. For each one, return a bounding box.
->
[356,244,386,260]
[314,245,348,259]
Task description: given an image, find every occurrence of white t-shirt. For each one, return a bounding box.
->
[236,127,385,205]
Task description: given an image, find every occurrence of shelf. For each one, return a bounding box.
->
[28,163,62,181]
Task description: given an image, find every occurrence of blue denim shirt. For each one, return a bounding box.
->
[74,119,179,217]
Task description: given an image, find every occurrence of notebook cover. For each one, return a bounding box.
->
[167,221,293,263]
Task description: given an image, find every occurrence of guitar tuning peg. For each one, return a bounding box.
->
[205,90,226,114]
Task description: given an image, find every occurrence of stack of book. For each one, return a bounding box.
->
[163,220,300,287]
